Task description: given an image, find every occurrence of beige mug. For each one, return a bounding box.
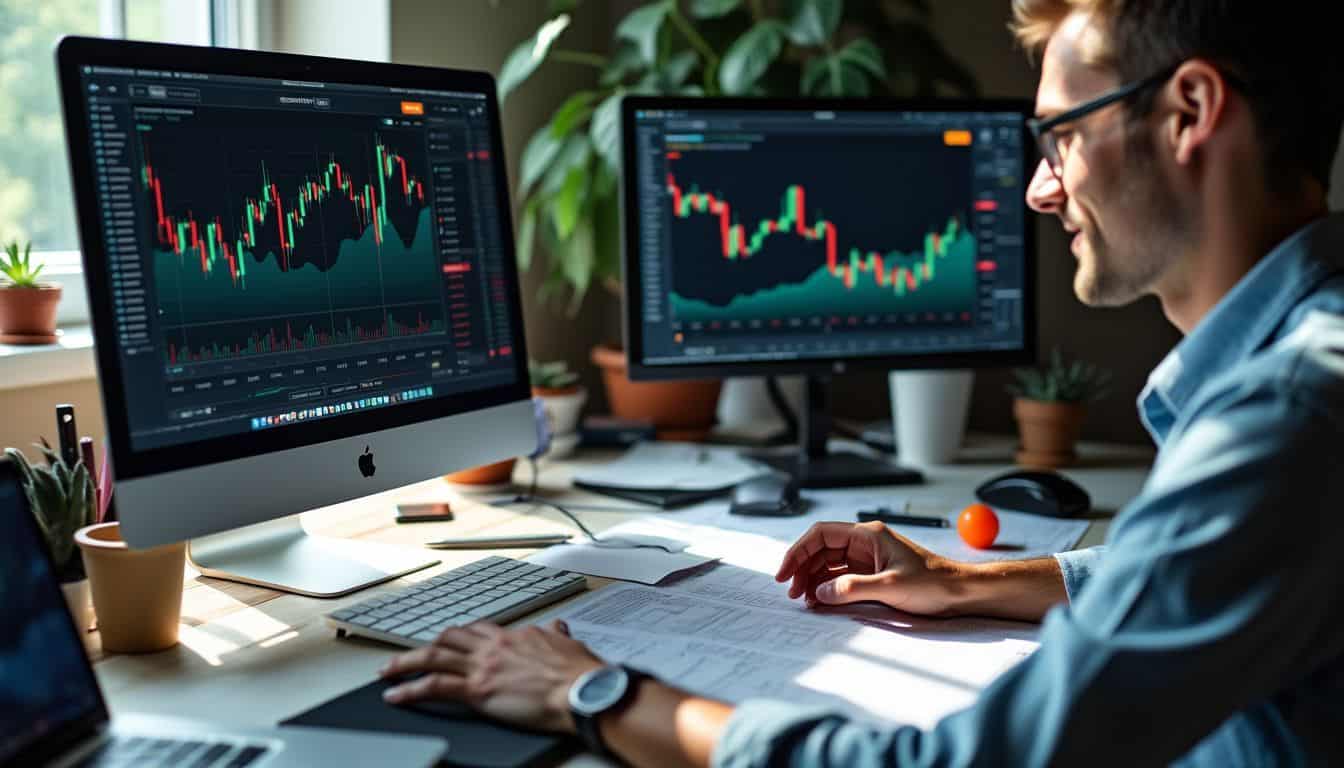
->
[75,522,186,654]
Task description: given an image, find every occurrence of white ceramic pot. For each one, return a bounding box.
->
[716,376,805,426]
[61,577,94,634]
[889,370,974,466]
[534,386,587,456]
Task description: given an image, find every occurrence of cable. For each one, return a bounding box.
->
[488,458,683,553]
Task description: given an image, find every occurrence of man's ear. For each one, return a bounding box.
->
[1163,59,1230,168]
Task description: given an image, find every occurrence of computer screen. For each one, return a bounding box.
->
[623,99,1032,377]
[71,61,521,456]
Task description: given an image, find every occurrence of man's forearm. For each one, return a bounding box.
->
[942,557,1067,622]
[601,678,733,768]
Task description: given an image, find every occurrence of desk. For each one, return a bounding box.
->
[92,435,1152,764]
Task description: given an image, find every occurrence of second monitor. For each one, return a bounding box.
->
[621,98,1035,487]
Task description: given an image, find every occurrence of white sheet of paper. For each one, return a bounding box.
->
[533,559,1039,728]
[665,489,1090,563]
[570,442,768,491]
[529,537,717,585]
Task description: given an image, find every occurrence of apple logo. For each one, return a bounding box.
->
[358,446,376,477]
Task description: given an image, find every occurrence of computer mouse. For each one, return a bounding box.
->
[729,473,803,517]
[975,470,1091,518]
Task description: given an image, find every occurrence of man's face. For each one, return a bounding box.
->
[1026,13,1183,307]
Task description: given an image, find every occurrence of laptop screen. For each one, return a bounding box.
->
[0,460,106,763]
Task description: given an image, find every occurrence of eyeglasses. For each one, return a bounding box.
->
[1027,64,1181,181]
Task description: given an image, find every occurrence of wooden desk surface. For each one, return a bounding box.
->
[91,435,1152,759]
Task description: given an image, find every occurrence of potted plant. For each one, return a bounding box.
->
[0,240,63,344]
[500,0,976,434]
[1007,349,1111,468]
[5,441,98,631]
[531,359,588,457]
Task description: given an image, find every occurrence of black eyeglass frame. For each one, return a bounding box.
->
[1026,64,1183,179]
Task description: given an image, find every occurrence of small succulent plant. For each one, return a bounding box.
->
[6,440,97,582]
[0,241,43,288]
[530,359,581,391]
[1008,348,1112,404]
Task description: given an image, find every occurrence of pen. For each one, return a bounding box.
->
[56,404,79,467]
[857,507,950,528]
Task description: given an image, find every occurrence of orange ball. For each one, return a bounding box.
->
[958,503,999,549]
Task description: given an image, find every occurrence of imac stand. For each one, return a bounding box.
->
[754,375,923,489]
[189,515,439,598]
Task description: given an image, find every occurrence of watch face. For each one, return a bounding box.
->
[572,666,628,715]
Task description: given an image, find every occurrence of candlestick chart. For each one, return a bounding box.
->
[663,137,981,324]
[139,109,447,364]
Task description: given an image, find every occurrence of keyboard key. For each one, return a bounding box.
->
[372,619,407,633]
[466,592,535,618]
[226,745,270,767]
[189,743,231,768]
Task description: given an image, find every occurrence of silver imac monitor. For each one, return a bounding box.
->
[56,37,536,596]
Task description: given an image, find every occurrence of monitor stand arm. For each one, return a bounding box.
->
[754,374,923,489]
[188,514,439,598]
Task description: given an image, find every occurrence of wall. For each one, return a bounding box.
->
[0,379,106,464]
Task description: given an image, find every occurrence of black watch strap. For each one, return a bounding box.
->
[572,666,647,760]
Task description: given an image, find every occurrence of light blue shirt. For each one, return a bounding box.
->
[713,213,1344,767]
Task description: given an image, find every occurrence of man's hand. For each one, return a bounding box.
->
[379,620,603,734]
[775,521,964,615]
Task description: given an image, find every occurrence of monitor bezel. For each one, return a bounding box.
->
[619,95,1037,381]
[0,458,111,767]
[55,36,532,481]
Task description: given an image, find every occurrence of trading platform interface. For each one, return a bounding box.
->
[78,66,517,450]
[631,107,1028,366]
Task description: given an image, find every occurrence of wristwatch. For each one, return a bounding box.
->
[568,664,647,759]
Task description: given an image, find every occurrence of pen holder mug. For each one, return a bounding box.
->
[75,522,186,654]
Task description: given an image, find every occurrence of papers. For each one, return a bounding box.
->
[535,550,1040,728]
[571,442,767,491]
[528,520,720,585]
[668,489,1090,563]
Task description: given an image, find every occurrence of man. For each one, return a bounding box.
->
[379,1,1344,764]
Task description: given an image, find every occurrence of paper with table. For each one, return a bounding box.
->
[570,442,768,491]
[531,524,1041,728]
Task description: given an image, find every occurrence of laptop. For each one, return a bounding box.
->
[0,457,448,768]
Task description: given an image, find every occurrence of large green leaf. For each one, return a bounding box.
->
[718,20,785,95]
[498,14,572,103]
[615,1,672,64]
[519,125,562,197]
[659,50,700,89]
[802,54,870,96]
[784,0,841,46]
[589,92,624,172]
[515,197,540,270]
[836,38,885,79]
[540,133,592,195]
[551,166,589,238]
[601,42,646,86]
[549,90,598,139]
[690,0,741,18]
[592,190,622,288]
[562,213,597,315]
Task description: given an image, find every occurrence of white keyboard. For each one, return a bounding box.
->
[325,556,587,647]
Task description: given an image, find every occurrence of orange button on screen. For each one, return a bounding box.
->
[400,101,424,115]
[943,129,972,146]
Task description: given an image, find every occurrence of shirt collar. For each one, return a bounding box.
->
[1139,212,1344,443]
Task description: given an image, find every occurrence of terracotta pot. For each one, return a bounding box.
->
[60,578,95,635]
[0,283,62,342]
[444,457,517,485]
[590,344,721,441]
[75,522,186,654]
[1013,398,1087,468]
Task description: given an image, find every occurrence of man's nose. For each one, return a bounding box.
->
[1026,159,1065,214]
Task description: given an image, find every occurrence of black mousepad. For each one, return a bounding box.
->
[281,678,572,768]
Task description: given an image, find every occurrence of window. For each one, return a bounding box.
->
[0,0,210,322]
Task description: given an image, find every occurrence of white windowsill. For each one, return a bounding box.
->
[0,325,97,391]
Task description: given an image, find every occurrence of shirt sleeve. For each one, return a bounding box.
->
[713,377,1344,768]
[1053,546,1105,602]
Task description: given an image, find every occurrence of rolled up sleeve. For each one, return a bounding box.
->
[1054,546,1105,602]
